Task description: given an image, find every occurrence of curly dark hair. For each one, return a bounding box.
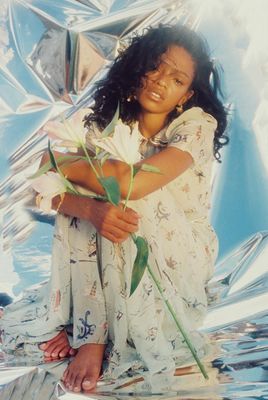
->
[85,24,228,161]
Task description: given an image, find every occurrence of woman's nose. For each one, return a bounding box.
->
[156,76,167,87]
[147,67,168,87]
[154,71,167,87]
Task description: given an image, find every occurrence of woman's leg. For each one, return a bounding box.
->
[99,188,216,387]
[0,214,73,358]
[1,213,107,392]
[60,217,107,392]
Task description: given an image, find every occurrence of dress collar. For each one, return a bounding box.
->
[135,122,169,149]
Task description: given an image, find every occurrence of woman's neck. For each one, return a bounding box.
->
[138,112,167,139]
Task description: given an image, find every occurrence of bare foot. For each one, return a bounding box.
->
[39,330,77,360]
[62,343,105,393]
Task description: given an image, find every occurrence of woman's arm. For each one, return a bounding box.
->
[38,151,139,242]
[51,193,139,243]
[57,147,193,200]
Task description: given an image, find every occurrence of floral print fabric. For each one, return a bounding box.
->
[1,107,218,386]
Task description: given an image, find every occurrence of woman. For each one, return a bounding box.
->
[1,24,228,393]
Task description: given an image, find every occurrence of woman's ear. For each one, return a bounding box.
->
[184,89,194,103]
[178,90,194,107]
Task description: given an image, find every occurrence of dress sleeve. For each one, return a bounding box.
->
[166,107,217,165]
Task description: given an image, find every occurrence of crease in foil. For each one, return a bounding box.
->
[1,0,268,399]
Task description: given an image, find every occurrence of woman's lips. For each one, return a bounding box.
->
[146,89,164,101]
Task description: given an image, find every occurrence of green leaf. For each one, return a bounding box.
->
[61,176,78,194]
[29,155,84,180]
[130,236,149,296]
[78,193,107,201]
[48,140,58,170]
[140,163,162,174]
[48,142,79,194]
[58,154,86,164]
[98,176,120,206]
[101,103,120,137]
[133,165,141,178]
[29,160,53,179]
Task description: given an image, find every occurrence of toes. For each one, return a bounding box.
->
[40,331,69,355]
[82,378,97,392]
[62,365,97,393]
[66,371,78,391]
[72,374,84,392]
[44,339,69,358]
[59,345,71,358]
[69,348,77,356]
[62,366,72,388]
[44,343,59,358]
[39,343,47,350]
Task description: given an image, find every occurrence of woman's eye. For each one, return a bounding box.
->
[175,78,182,85]
[148,67,159,75]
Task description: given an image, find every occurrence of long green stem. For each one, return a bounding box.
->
[80,142,101,179]
[97,159,105,178]
[129,231,208,378]
[61,118,99,177]
[68,191,107,201]
[146,263,208,379]
[123,164,134,211]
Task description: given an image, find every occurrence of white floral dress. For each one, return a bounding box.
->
[1,107,218,386]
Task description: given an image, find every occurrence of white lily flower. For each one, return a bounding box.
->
[92,121,142,165]
[31,171,67,213]
[43,109,91,151]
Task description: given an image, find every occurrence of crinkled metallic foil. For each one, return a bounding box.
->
[1,0,268,399]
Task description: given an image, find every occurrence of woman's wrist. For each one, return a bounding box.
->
[51,193,94,222]
[51,195,64,213]
[79,196,95,222]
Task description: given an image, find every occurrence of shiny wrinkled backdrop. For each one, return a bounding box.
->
[1,0,268,399]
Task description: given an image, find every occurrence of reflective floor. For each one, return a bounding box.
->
[1,232,268,400]
[1,0,268,398]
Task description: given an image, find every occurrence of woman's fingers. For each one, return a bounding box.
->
[108,205,139,230]
[118,204,140,223]
[100,225,129,243]
[91,202,140,242]
[119,213,140,230]
[102,212,138,241]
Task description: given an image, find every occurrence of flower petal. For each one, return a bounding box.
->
[43,121,67,140]
[31,172,66,196]
[91,121,141,165]
[43,108,90,149]
[39,196,53,213]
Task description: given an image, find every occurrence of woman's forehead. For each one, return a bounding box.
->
[159,46,195,79]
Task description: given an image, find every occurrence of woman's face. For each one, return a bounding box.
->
[136,45,195,117]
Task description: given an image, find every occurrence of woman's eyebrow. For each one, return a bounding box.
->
[161,58,190,79]
[172,69,190,79]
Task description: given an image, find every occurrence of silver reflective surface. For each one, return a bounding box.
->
[2,232,268,399]
[1,0,268,399]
